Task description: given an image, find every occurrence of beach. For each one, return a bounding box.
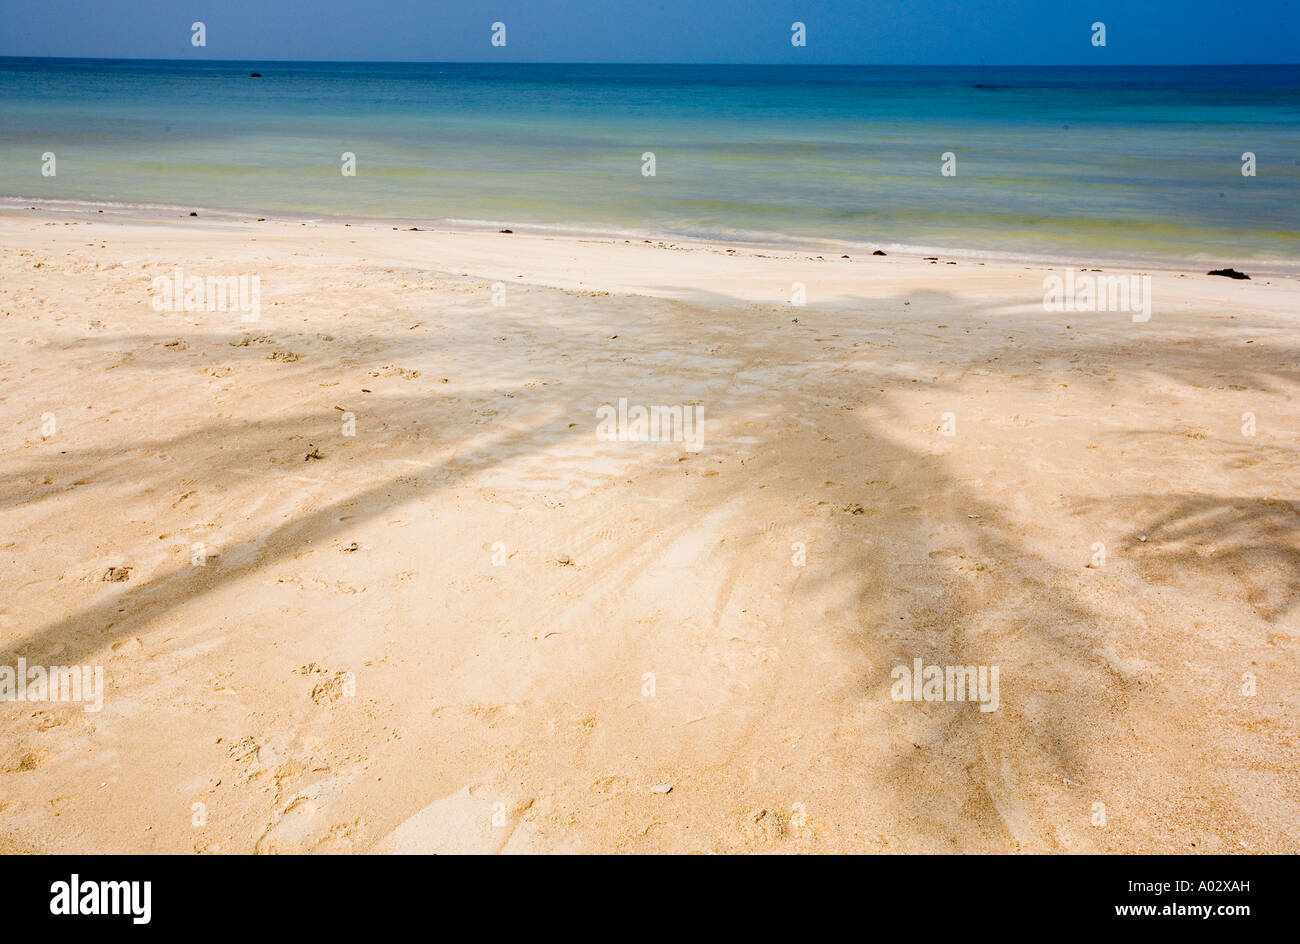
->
[1,209,1296,853]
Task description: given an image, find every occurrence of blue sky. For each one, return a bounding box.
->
[2,0,1296,64]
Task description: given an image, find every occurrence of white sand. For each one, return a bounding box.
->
[1,211,1297,853]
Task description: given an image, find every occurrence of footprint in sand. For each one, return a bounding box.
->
[7,749,51,772]
[255,796,317,854]
[372,784,538,855]
[254,772,356,854]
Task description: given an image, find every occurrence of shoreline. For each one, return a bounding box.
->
[5,196,1298,281]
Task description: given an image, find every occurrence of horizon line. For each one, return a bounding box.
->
[2,55,1298,68]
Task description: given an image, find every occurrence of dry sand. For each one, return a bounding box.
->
[1,210,1297,853]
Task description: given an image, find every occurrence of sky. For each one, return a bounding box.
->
[1,0,1296,64]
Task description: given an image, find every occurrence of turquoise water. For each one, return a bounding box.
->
[2,59,1297,265]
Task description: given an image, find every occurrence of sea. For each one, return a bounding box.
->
[1,58,1297,268]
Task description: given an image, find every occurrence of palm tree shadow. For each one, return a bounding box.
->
[1079,492,1300,623]
[0,301,634,671]
[621,282,1299,850]
[6,268,1296,852]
